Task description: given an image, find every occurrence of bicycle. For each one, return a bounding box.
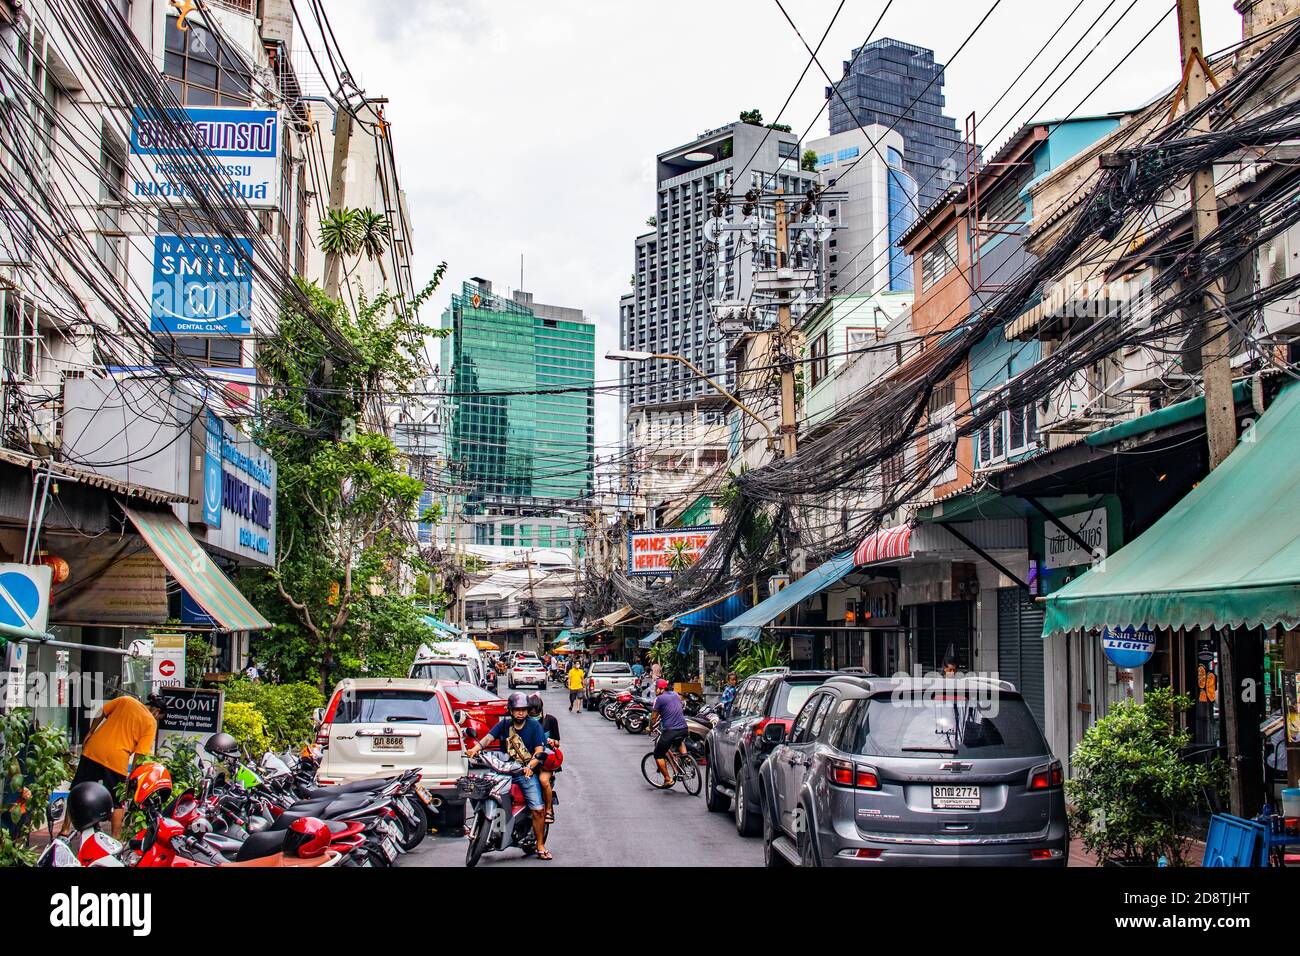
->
[641,729,701,795]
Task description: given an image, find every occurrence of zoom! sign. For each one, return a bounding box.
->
[151,234,253,336]
[129,105,280,207]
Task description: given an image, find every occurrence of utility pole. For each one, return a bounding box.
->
[1175,0,1237,468]
[774,193,797,460]
[324,106,354,298]
[1175,0,1253,817]
[524,551,543,656]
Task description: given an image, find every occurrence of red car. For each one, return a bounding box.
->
[437,680,508,747]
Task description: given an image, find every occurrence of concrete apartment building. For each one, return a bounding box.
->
[620,119,820,524]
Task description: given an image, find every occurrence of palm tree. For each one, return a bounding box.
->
[319,208,361,258]
[354,208,391,262]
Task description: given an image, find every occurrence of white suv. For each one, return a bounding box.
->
[509,657,547,689]
[317,678,469,824]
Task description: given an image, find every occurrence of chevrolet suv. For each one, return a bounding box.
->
[702,667,837,836]
[317,677,469,825]
[758,675,1067,866]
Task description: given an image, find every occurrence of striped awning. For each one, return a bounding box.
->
[853,524,912,567]
[123,506,270,631]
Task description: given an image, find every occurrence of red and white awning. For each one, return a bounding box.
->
[853,524,912,567]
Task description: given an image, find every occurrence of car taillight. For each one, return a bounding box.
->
[317,691,342,749]
[435,692,462,752]
[1031,848,1063,860]
[828,758,880,789]
[588,678,595,691]
[1028,760,1063,790]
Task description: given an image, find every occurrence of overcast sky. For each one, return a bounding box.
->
[319,0,1243,455]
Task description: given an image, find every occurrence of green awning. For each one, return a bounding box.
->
[1043,382,1300,636]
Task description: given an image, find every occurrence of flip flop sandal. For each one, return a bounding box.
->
[545,810,555,824]
[537,849,554,860]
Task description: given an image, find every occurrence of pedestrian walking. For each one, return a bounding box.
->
[566,659,586,713]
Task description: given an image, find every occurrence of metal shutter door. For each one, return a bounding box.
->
[997,588,1046,729]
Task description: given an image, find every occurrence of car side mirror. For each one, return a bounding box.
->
[762,722,787,745]
[462,726,478,740]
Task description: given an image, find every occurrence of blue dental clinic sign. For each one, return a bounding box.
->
[1101,625,1155,668]
[200,412,275,565]
[151,234,254,336]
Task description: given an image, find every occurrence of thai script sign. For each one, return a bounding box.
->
[129,106,280,207]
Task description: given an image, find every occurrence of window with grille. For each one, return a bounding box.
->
[163,14,253,106]
[96,126,128,284]
[920,228,958,290]
[1,289,39,382]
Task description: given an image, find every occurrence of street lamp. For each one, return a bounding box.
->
[605,350,775,445]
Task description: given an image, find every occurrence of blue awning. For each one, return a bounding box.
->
[638,633,658,649]
[721,551,857,641]
[679,591,750,652]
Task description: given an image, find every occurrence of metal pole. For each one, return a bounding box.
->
[775,194,797,459]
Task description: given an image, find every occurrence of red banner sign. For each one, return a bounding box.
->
[627,528,716,576]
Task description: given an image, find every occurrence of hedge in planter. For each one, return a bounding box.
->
[1067,688,1224,866]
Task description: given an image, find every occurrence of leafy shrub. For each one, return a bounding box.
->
[731,640,788,681]
[1067,688,1224,866]
[222,702,270,757]
[223,678,324,750]
[0,710,71,866]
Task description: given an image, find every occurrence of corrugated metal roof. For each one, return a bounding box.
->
[0,447,195,505]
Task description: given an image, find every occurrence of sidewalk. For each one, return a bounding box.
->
[1069,840,1205,866]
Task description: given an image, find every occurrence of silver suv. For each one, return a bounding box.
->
[759,675,1068,867]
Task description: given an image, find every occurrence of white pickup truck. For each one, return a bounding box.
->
[585,661,636,708]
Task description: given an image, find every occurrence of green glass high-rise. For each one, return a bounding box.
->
[441,279,595,507]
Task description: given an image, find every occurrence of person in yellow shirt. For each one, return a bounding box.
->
[566,662,586,714]
[69,693,164,836]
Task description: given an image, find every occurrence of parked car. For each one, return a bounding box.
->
[437,680,508,746]
[509,656,548,689]
[584,661,635,708]
[316,677,468,825]
[702,667,837,836]
[417,641,487,686]
[758,675,1068,867]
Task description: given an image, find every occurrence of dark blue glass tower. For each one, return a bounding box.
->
[828,38,964,213]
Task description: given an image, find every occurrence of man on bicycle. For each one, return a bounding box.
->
[465,691,552,861]
[650,678,688,787]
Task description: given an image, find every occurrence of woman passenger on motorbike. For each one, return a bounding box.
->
[526,693,560,824]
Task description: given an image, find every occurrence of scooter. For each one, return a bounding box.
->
[458,747,548,867]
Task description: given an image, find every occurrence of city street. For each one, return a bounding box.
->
[400,686,760,867]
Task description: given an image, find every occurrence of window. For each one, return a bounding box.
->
[96,127,128,284]
[334,690,443,725]
[790,693,826,743]
[807,693,833,741]
[17,19,61,187]
[154,336,242,368]
[976,395,1037,467]
[163,15,253,106]
[809,331,829,388]
[1,289,39,382]
[920,228,958,290]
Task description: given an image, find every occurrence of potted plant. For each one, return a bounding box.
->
[1067,688,1225,866]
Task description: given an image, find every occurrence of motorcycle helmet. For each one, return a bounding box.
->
[67,782,114,831]
[526,693,543,715]
[655,679,669,692]
[205,731,239,758]
[507,691,529,712]
[128,762,172,805]
[283,816,331,859]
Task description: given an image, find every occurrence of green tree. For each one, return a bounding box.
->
[801,148,819,172]
[739,108,764,126]
[0,710,70,866]
[1067,688,1225,866]
[246,266,448,692]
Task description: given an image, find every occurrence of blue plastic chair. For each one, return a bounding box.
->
[1202,814,1269,867]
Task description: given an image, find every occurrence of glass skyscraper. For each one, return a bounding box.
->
[441,279,595,504]
[828,38,965,213]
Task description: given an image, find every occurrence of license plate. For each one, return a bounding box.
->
[372,735,405,751]
[932,785,980,809]
[413,784,433,806]
[395,799,418,825]
[382,837,399,861]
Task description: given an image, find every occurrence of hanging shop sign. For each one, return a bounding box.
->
[1101,624,1154,668]
[151,633,186,691]
[627,528,717,576]
[1044,509,1108,570]
[157,687,224,738]
[151,234,254,336]
[0,562,52,640]
[128,105,281,207]
[193,414,277,566]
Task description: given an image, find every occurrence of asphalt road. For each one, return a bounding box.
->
[398,685,762,867]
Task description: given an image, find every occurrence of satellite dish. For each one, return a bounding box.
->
[806,214,832,244]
